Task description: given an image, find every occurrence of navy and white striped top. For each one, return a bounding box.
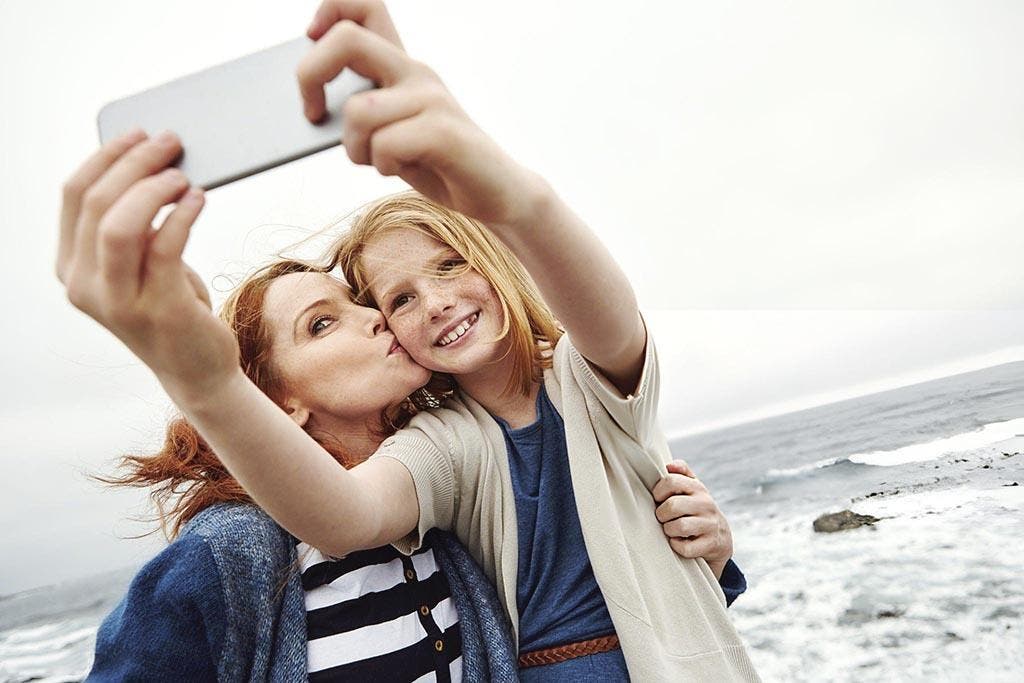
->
[298,538,463,682]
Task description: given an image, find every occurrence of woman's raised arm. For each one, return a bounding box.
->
[300,0,648,395]
[56,131,417,556]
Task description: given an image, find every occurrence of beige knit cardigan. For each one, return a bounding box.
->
[375,334,760,681]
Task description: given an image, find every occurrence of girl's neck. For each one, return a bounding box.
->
[455,352,541,429]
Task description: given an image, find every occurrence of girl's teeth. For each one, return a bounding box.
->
[439,316,476,346]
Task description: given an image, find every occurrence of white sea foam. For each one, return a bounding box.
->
[855,485,1024,520]
[0,626,95,656]
[848,417,1024,466]
[2,620,66,643]
[730,480,1024,681]
[764,456,845,481]
[0,620,97,683]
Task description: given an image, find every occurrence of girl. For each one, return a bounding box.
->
[82,260,516,681]
[328,192,753,680]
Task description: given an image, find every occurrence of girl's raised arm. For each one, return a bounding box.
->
[301,0,647,395]
[57,131,417,557]
[483,179,648,396]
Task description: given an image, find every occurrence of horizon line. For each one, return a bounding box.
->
[666,344,1024,441]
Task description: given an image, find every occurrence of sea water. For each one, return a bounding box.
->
[674,361,1024,681]
[2,362,1022,682]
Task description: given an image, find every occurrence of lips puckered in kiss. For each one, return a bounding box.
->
[435,312,480,347]
[387,335,405,355]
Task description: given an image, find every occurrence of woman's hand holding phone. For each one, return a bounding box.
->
[298,0,545,229]
[57,131,241,407]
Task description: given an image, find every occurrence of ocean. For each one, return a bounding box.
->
[2,362,1022,682]
[674,360,1024,681]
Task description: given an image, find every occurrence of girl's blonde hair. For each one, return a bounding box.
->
[328,191,563,398]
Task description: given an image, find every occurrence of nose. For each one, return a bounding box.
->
[366,307,386,336]
[423,281,455,322]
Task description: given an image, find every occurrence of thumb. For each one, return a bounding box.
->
[147,189,205,296]
[150,188,204,263]
[184,265,212,309]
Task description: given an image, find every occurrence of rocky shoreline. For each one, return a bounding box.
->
[811,436,1023,533]
[730,435,1024,681]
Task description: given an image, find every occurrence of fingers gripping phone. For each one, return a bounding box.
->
[97,37,373,190]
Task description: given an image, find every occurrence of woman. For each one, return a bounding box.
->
[83,259,518,682]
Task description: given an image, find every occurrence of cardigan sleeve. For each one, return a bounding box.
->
[86,535,225,682]
[373,410,461,554]
[559,320,662,450]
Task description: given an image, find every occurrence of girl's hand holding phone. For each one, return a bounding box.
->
[299,0,646,395]
[57,130,240,406]
[299,0,544,229]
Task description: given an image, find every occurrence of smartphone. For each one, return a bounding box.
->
[97,37,374,190]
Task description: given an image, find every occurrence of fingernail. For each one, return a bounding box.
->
[161,168,186,182]
[155,130,178,146]
[183,187,205,204]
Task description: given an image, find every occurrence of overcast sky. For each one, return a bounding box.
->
[1,0,1021,594]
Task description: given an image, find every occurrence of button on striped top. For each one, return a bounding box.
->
[298,538,462,682]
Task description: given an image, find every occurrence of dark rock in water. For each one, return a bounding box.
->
[838,596,906,625]
[1003,481,1019,487]
[813,510,881,533]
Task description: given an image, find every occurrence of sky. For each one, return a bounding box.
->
[1,0,1021,594]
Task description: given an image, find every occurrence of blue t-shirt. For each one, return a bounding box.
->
[495,385,748,658]
[495,384,620,655]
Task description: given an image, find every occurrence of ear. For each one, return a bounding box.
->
[282,397,310,428]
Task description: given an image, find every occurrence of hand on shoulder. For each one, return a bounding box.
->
[652,459,735,579]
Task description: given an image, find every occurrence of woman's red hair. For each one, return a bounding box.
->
[100,259,451,539]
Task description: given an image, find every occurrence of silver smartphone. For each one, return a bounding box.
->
[97,37,374,190]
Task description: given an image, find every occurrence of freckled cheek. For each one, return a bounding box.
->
[468,276,498,307]
[470,282,501,321]
[388,318,425,353]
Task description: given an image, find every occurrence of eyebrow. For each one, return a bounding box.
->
[376,277,403,309]
[292,298,332,341]
[376,248,459,306]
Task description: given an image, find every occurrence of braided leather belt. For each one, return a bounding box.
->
[518,634,621,668]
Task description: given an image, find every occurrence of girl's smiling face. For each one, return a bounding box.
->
[358,228,508,378]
